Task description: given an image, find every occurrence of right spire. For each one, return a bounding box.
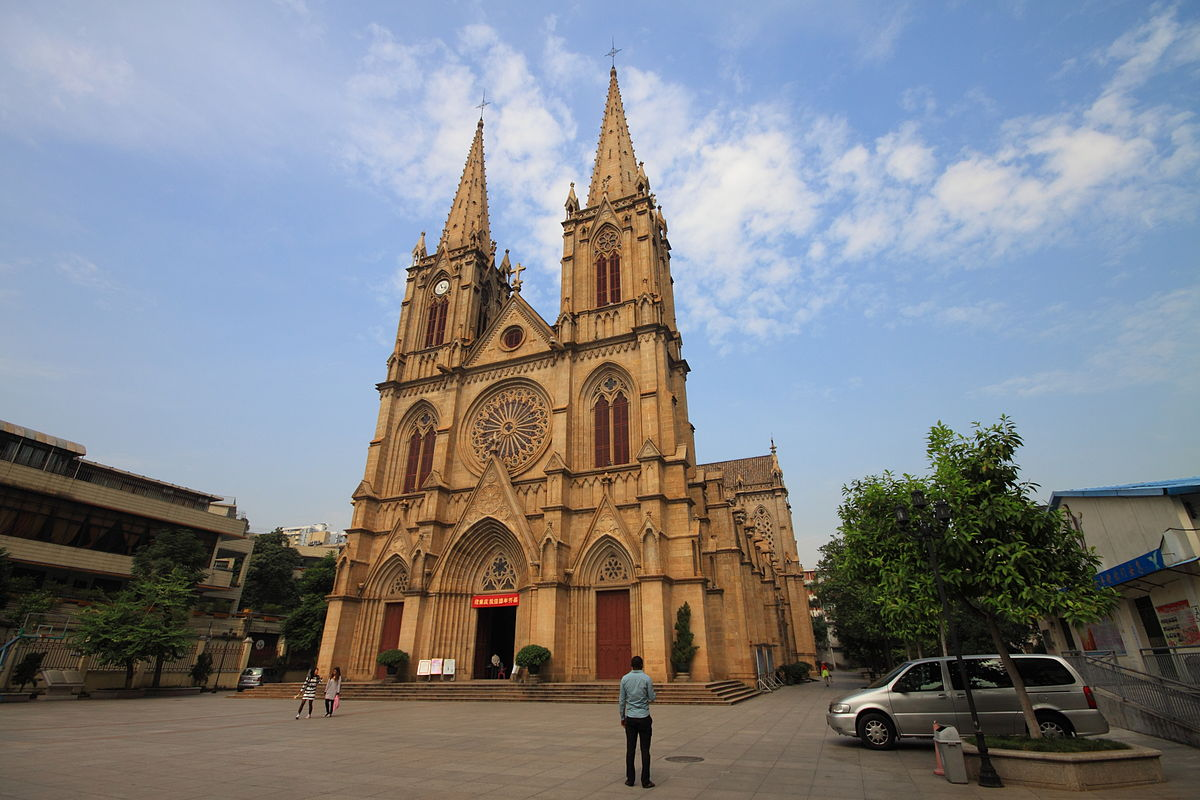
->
[586,68,641,207]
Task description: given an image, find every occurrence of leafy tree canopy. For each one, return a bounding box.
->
[70,569,196,688]
[830,416,1118,736]
[240,530,301,613]
[132,528,209,588]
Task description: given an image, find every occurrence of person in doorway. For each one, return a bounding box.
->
[295,667,320,719]
[618,655,656,788]
[323,666,342,717]
[490,654,503,679]
[821,662,831,687]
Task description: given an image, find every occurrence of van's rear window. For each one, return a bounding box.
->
[1016,658,1075,687]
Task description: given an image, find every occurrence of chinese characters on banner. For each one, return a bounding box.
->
[1155,600,1200,646]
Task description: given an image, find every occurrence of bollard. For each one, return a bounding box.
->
[933,725,968,784]
[932,722,945,776]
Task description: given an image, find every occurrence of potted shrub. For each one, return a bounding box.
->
[375,649,410,682]
[670,602,699,681]
[515,645,551,682]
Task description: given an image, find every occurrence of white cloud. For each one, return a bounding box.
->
[977,285,1200,397]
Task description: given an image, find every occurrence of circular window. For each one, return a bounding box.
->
[501,326,524,349]
[468,385,550,473]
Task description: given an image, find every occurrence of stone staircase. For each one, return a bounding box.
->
[236,679,759,705]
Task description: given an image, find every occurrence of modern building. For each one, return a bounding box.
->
[279,523,347,548]
[0,420,252,614]
[1042,477,1200,680]
[317,67,816,683]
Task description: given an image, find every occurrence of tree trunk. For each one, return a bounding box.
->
[985,615,1041,738]
[152,655,165,688]
[124,660,135,690]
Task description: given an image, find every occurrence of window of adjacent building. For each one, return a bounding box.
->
[592,375,630,468]
[424,297,448,347]
[402,414,437,493]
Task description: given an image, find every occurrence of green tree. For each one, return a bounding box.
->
[282,553,336,655]
[0,545,12,608]
[12,651,46,692]
[132,529,210,685]
[70,570,196,689]
[133,529,209,586]
[670,602,698,673]
[240,530,301,613]
[833,417,1118,737]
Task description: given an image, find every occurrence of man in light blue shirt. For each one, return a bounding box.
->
[618,655,656,788]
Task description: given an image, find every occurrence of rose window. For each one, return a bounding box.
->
[595,227,619,253]
[598,553,629,583]
[481,551,517,591]
[470,386,550,472]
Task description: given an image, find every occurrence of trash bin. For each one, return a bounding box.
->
[934,725,968,784]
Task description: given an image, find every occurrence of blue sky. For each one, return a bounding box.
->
[2,1,1197,568]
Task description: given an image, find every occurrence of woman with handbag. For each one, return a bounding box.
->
[323,666,342,717]
[295,667,321,719]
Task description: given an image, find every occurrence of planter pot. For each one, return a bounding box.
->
[673,672,691,682]
[0,692,37,703]
[962,742,1163,791]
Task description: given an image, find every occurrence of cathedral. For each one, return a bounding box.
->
[317,67,816,684]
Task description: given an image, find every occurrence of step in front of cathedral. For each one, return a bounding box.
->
[236,679,759,705]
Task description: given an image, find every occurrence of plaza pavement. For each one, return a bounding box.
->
[2,670,1198,800]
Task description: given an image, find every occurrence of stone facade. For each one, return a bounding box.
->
[317,68,816,683]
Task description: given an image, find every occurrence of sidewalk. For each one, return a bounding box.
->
[1,671,1196,799]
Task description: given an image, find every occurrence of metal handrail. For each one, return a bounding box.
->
[1063,651,1200,731]
[1137,645,1200,686]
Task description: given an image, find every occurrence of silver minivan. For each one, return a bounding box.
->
[826,654,1108,749]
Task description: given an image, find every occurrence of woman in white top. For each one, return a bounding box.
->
[323,666,342,717]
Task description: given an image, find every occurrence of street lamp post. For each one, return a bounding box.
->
[896,490,1003,789]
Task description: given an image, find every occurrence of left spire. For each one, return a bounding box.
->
[438,119,491,253]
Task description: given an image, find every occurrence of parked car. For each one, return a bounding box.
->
[236,666,281,692]
[826,654,1108,750]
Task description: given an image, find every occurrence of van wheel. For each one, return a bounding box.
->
[1034,711,1074,738]
[857,712,897,750]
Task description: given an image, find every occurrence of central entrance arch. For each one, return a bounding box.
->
[473,605,516,678]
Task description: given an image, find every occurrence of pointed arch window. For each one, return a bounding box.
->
[425,296,449,347]
[592,374,630,467]
[594,227,621,307]
[402,412,437,493]
[753,506,775,551]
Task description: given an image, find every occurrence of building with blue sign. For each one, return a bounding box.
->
[1041,478,1200,679]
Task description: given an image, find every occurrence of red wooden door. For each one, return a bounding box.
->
[595,590,631,679]
[375,603,404,679]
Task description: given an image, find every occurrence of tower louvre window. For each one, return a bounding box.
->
[608,253,621,304]
[592,378,630,468]
[402,418,437,493]
[425,297,448,347]
[596,255,608,307]
[594,227,621,307]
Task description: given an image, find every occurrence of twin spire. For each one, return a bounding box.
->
[434,67,643,254]
[438,119,492,253]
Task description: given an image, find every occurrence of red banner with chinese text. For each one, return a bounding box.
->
[472,593,520,608]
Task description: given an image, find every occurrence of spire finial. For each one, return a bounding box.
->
[511,262,525,293]
[605,38,622,70]
[476,91,490,122]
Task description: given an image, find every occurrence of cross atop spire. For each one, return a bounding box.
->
[476,91,490,121]
[438,118,491,253]
[586,66,640,207]
[605,38,621,69]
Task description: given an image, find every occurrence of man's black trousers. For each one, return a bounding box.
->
[625,715,652,785]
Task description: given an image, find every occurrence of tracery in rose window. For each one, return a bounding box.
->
[389,565,410,595]
[469,386,550,472]
[481,551,518,591]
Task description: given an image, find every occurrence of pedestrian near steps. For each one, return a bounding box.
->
[295,667,320,719]
[324,666,342,717]
[619,655,656,788]
[821,662,831,686]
